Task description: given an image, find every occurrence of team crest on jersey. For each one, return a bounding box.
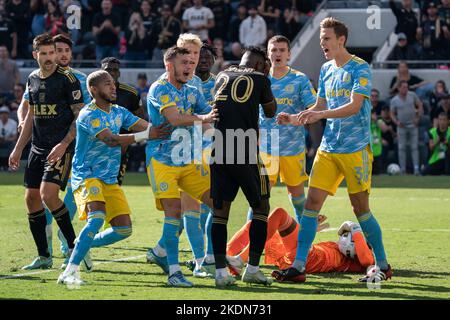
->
[188,94,196,104]
[284,84,295,94]
[160,94,169,104]
[72,90,81,100]
[89,186,100,195]
[159,182,168,191]
[91,118,100,128]
[359,77,368,87]
[342,72,351,83]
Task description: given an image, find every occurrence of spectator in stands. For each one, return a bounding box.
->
[229,4,247,43]
[140,0,158,60]
[125,12,147,61]
[389,0,419,55]
[429,79,448,114]
[432,94,450,126]
[0,3,17,58]
[0,105,17,171]
[0,45,19,101]
[371,108,385,175]
[45,0,66,36]
[8,83,24,122]
[371,88,388,116]
[6,0,30,58]
[389,61,433,100]
[182,0,215,42]
[92,0,121,62]
[207,0,232,42]
[239,4,267,47]
[388,32,419,61]
[422,112,450,175]
[390,80,424,175]
[258,0,281,39]
[135,72,149,111]
[281,4,302,41]
[417,2,446,59]
[211,37,225,74]
[174,0,193,18]
[228,41,243,60]
[154,4,182,51]
[30,0,46,37]
[379,105,398,170]
[439,0,450,53]
[290,0,315,24]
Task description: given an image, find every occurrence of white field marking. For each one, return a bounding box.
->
[0,254,146,280]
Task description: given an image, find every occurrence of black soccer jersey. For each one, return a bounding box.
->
[212,66,274,164]
[27,66,83,154]
[116,82,141,134]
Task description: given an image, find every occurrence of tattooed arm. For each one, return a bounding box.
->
[47,103,84,163]
[96,129,137,147]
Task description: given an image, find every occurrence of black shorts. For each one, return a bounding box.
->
[24,149,72,191]
[210,161,270,209]
[117,147,130,186]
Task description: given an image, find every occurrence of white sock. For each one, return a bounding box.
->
[216,268,228,278]
[205,254,215,264]
[169,264,181,276]
[194,258,203,271]
[154,244,167,257]
[64,263,79,275]
[246,264,259,273]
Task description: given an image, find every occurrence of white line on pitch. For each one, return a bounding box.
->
[0,254,146,280]
[320,228,450,233]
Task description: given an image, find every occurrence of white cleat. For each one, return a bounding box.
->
[215,274,237,287]
[242,268,273,286]
[57,270,85,288]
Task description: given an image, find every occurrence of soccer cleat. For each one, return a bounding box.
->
[271,267,306,283]
[21,256,53,270]
[60,249,72,269]
[146,248,169,274]
[242,268,273,286]
[167,271,193,287]
[359,264,393,283]
[57,270,85,286]
[226,255,244,276]
[80,251,94,273]
[215,274,237,287]
[193,267,213,278]
[185,260,196,272]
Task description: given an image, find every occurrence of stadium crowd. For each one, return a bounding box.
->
[0,0,449,175]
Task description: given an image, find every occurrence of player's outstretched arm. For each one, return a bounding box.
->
[128,119,171,140]
[9,105,34,170]
[162,106,218,127]
[261,99,277,118]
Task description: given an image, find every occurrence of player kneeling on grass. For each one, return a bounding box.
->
[58,70,169,285]
[226,208,376,279]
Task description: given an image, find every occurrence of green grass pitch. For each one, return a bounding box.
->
[0,172,449,300]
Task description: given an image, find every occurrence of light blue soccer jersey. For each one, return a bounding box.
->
[318,55,372,153]
[71,102,140,191]
[201,74,216,105]
[259,68,317,156]
[23,67,91,104]
[146,78,211,167]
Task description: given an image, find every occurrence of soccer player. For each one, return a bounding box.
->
[274,17,392,283]
[253,35,317,224]
[9,34,83,270]
[57,70,169,285]
[227,208,374,275]
[146,46,218,287]
[146,34,214,277]
[101,57,145,186]
[17,34,91,259]
[210,46,277,287]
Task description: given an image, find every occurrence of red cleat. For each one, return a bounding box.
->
[271,267,306,283]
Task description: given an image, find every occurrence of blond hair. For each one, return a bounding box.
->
[177,33,202,48]
[320,17,348,45]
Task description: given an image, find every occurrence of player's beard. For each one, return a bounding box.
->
[98,90,115,103]
[174,65,188,85]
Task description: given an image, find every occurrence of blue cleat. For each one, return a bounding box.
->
[146,248,169,274]
[167,271,193,287]
[22,256,53,270]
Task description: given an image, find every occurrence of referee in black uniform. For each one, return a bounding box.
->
[101,57,145,185]
[210,46,277,286]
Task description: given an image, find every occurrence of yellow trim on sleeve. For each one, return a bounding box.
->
[127,119,141,131]
[160,102,177,113]
[94,127,109,138]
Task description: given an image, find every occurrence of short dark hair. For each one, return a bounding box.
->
[438,112,448,119]
[33,33,55,52]
[201,42,217,59]
[53,34,73,49]
[243,46,267,62]
[101,57,121,66]
[86,70,111,95]
[398,80,409,88]
[163,46,190,63]
[268,35,291,50]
